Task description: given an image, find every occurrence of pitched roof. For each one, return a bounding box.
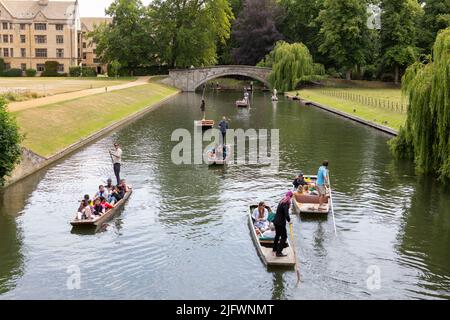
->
[80,17,111,32]
[0,0,77,20]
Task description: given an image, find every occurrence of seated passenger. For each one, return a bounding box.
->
[77,194,91,213]
[94,185,109,201]
[260,223,276,239]
[252,202,270,231]
[293,173,307,190]
[92,198,104,216]
[118,179,129,193]
[106,178,115,192]
[77,199,93,220]
[101,197,114,211]
[109,186,123,204]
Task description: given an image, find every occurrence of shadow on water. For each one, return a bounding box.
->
[0,169,47,294]
[397,175,450,299]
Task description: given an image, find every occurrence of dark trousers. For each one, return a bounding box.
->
[273,224,287,254]
[221,131,226,144]
[113,163,121,185]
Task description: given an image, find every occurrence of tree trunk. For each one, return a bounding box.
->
[394,65,400,85]
[346,69,352,81]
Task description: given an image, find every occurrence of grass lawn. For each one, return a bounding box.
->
[14,82,178,157]
[289,87,407,131]
[0,77,136,98]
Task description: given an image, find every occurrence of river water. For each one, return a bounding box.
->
[0,91,449,300]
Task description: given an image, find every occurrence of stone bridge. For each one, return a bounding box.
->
[167,65,272,92]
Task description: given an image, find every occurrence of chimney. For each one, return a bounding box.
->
[38,0,49,6]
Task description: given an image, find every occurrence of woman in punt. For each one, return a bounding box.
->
[252,202,270,232]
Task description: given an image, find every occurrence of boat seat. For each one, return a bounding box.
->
[295,194,328,204]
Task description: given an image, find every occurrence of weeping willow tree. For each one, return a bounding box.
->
[390,27,450,181]
[258,41,324,92]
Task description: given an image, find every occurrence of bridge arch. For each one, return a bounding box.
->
[168,65,272,92]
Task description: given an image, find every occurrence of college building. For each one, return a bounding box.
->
[0,0,109,74]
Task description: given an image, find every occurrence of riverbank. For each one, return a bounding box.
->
[286,88,406,132]
[6,81,179,186]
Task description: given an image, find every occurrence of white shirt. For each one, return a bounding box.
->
[112,148,122,164]
[262,230,276,238]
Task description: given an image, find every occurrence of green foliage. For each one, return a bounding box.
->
[69,67,97,77]
[279,0,323,60]
[149,0,233,67]
[108,60,122,77]
[390,28,450,181]
[2,69,23,77]
[0,97,22,186]
[25,69,37,77]
[91,0,153,74]
[418,0,450,52]
[0,58,5,74]
[380,0,423,83]
[42,61,59,77]
[317,0,371,80]
[258,41,323,92]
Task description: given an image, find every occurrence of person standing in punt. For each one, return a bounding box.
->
[317,160,330,211]
[273,191,293,257]
[110,143,123,185]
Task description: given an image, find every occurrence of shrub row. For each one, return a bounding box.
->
[69,66,97,77]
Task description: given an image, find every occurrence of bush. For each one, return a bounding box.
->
[69,66,97,77]
[41,61,59,77]
[0,58,5,74]
[0,97,23,186]
[2,68,23,77]
[362,65,377,81]
[25,69,37,77]
[380,73,395,82]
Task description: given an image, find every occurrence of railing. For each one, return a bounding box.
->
[318,89,408,113]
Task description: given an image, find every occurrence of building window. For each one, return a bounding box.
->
[56,35,64,44]
[35,35,47,44]
[35,48,47,58]
[56,24,64,31]
[57,64,64,73]
[20,24,26,30]
[34,23,47,31]
[20,35,26,43]
[3,48,9,57]
[10,48,13,57]
[9,35,13,43]
[83,53,87,60]
[21,48,26,57]
[36,64,45,72]
[21,63,27,71]
[83,42,86,48]
[93,58,101,64]
[2,22,8,30]
[56,48,64,58]
[3,35,8,43]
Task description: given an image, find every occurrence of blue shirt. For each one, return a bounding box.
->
[317,166,328,186]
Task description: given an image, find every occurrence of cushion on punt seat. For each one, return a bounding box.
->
[296,194,328,204]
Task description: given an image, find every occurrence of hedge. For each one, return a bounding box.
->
[69,66,97,77]
[25,69,37,77]
[2,68,23,77]
[41,61,59,77]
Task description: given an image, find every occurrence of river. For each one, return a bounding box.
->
[0,91,449,300]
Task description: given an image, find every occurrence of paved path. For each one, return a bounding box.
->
[8,76,151,112]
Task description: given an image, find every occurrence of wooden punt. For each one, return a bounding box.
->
[292,175,330,214]
[195,120,215,129]
[236,100,249,108]
[248,205,296,267]
[70,188,133,227]
[207,145,232,165]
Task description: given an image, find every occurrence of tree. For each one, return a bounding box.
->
[317,0,371,80]
[380,0,423,84]
[91,0,153,75]
[418,0,450,52]
[390,28,450,181]
[109,60,122,78]
[258,41,324,92]
[148,0,233,67]
[279,0,324,62]
[232,0,284,66]
[0,97,22,186]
